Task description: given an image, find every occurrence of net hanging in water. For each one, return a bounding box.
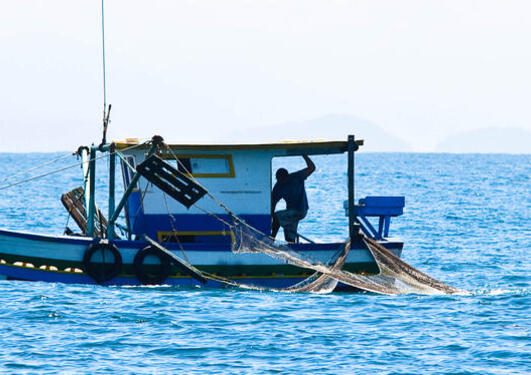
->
[229,219,462,295]
[156,148,462,295]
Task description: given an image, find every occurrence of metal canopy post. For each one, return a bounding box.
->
[87,146,97,237]
[347,135,358,241]
[107,144,116,239]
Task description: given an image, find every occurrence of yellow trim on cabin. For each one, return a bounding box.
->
[157,230,236,243]
[160,154,235,178]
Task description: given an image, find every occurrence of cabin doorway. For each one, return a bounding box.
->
[271,153,348,243]
[271,155,317,243]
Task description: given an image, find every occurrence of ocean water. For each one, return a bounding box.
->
[0,152,529,374]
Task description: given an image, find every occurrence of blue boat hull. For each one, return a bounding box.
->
[0,228,404,289]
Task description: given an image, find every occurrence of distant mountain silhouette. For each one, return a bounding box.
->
[223,114,412,152]
[435,127,531,154]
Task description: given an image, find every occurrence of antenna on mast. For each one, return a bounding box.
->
[100,0,111,147]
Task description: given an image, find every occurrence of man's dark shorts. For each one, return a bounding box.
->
[275,209,307,241]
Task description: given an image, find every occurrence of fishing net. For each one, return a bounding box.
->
[362,236,462,294]
[196,231,350,293]
[230,219,462,295]
[280,240,350,293]
[157,144,462,295]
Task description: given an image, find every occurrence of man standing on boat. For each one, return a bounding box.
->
[271,155,315,242]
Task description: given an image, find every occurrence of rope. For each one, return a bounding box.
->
[129,181,151,235]
[162,144,241,223]
[162,192,190,262]
[0,163,90,191]
[116,150,136,172]
[64,205,72,234]
[0,141,148,191]
[0,152,74,184]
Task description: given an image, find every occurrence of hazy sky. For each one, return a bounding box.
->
[1,1,530,152]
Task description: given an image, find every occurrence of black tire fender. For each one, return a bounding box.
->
[133,246,171,285]
[83,242,122,283]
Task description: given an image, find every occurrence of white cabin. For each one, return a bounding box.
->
[117,140,359,244]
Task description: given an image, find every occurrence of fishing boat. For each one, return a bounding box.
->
[0,1,463,294]
[0,135,407,289]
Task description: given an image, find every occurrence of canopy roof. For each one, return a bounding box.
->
[115,138,364,156]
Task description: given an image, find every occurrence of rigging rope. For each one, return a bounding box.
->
[128,180,151,238]
[0,141,148,191]
[161,144,241,223]
[162,192,190,262]
[0,152,75,184]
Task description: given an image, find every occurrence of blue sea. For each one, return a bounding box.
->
[0,152,529,374]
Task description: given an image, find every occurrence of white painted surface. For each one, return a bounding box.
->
[125,149,273,215]
[0,230,381,267]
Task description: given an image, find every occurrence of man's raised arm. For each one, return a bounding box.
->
[301,155,316,178]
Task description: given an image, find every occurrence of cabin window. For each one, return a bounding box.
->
[120,155,136,188]
[161,154,235,178]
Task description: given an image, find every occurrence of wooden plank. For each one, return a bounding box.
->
[61,187,109,238]
[136,155,207,208]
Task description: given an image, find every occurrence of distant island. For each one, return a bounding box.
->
[435,127,531,154]
[224,115,530,154]
[223,114,412,152]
